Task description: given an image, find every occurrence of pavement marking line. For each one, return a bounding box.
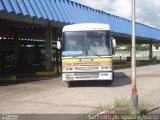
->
[36,71,56,76]
[0,76,16,80]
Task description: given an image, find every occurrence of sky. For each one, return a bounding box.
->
[71,0,160,29]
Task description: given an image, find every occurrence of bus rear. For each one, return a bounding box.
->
[61,23,116,86]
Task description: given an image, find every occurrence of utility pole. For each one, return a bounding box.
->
[131,0,138,114]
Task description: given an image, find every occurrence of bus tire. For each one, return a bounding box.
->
[108,80,113,85]
[67,81,72,87]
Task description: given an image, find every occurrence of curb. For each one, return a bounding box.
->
[0,76,17,80]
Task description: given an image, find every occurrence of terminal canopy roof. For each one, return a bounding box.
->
[0,0,160,41]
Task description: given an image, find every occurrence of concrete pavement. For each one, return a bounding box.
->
[116,64,160,114]
[139,86,160,114]
[0,64,160,115]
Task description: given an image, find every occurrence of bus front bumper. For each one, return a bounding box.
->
[62,72,113,81]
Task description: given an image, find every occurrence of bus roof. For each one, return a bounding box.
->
[62,23,110,32]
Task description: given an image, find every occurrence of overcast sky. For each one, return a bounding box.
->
[71,0,160,29]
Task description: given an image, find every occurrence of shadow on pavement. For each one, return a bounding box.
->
[68,72,131,87]
[0,72,131,87]
[111,72,131,87]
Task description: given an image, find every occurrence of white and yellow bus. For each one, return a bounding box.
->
[59,23,116,86]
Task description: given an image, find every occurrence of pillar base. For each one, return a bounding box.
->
[131,94,138,114]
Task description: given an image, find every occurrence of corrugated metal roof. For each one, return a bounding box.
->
[0,0,160,40]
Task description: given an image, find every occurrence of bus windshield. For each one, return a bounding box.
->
[62,31,111,57]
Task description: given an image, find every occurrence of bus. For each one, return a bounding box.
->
[59,23,116,86]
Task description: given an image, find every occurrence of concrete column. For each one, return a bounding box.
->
[45,22,52,71]
[149,40,153,61]
[52,28,62,73]
[14,37,19,67]
[130,43,132,57]
[126,43,132,63]
[0,41,2,68]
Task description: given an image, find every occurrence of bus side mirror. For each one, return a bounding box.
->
[57,38,62,49]
[111,38,116,55]
[112,38,116,48]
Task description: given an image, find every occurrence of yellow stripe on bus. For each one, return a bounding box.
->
[62,58,80,62]
[62,57,112,62]
[93,57,112,61]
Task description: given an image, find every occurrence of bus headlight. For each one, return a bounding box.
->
[101,66,112,71]
[63,67,74,71]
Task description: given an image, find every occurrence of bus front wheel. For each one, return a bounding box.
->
[67,81,72,87]
[107,80,113,85]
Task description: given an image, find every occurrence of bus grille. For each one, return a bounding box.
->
[74,73,99,79]
[75,66,99,71]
